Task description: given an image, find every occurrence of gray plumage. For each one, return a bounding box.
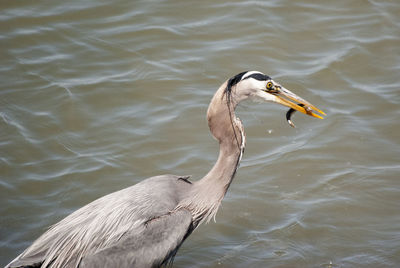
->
[9,175,194,268]
[6,71,324,268]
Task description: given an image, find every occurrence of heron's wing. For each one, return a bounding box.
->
[6,175,192,268]
[80,208,194,268]
[5,253,43,268]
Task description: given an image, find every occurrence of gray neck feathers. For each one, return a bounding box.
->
[177,81,246,226]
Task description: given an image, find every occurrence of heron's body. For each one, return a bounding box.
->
[7,71,323,268]
[10,175,194,268]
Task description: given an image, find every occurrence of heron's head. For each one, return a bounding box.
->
[226,71,325,119]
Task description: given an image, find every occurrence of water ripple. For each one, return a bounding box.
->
[1,0,400,267]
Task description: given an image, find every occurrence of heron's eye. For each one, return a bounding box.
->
[266,82,273,90]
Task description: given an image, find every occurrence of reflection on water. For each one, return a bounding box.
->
[1,0,400,267]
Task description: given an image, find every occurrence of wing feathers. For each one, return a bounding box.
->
[80,208,193,268]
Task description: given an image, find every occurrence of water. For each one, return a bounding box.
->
[1,0,399,267]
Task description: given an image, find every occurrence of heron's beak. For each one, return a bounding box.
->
[272,86,325,119]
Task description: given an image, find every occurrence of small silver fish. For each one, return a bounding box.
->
[286,104,305,128]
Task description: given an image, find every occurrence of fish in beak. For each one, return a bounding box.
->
[264,80,325,127]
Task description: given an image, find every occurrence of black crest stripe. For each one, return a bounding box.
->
[244,73,271,81]
[224,71,271,97]
[225,71,248,95]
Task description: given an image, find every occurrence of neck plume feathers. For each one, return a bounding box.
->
[177,80,246,226]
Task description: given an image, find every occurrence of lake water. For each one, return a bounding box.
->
[1,0,399,267]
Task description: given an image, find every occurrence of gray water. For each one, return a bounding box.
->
[1,0,400,267]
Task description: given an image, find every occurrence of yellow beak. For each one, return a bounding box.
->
[272,86,325,119]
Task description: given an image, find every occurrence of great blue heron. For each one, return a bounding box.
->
[6,71,324,268]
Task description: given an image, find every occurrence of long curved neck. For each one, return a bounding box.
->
[178,81,245,226]
[201,81,245,188]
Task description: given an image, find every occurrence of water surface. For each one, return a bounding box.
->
[1,0,400,267]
